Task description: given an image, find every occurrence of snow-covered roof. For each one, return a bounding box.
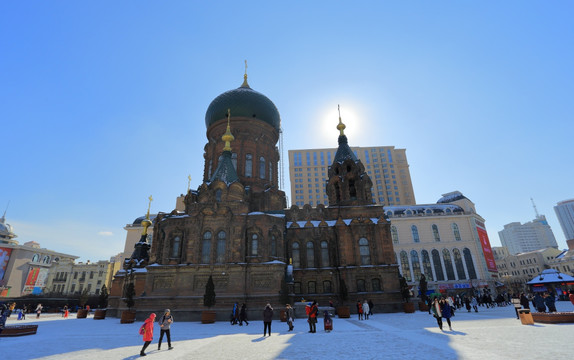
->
[526,268,574,285]
[286,218,381,228]
[383,204,463,217]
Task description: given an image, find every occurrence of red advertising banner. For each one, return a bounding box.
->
[475,223,498,273]
[0,247,12,280]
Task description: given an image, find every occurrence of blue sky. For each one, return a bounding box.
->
[1,1,573,262]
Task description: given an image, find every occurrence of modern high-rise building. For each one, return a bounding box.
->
[288,146,415,207]
[554,199,574,241]
[498,215,559,255]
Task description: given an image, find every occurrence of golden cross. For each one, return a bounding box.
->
[187,175,192,192]
[244,60,248,76]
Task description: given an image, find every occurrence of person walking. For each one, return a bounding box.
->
[63,305,69,318]
[441,298,453,331]
[35,303,43,319]
[368,299,374,316]
[158,309,174,351]
[544,292,557,313]
[286,304,294,331]
[533,293,546,312]
[569,290,574,307]
[356,300,363,320]
[263,304,273,337]
[308,301,318,333]
[470,296,478,312]
[139,313,156,357]
[362,300,370,320]
[431,297,443,330]
[240,303,249,326]
[519,293,530,310]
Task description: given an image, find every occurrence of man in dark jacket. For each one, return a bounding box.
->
[263,304,273,336]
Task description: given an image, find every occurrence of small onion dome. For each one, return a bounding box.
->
[141,218,152,228]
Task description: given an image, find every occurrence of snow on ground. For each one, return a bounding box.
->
[1,301,573,360]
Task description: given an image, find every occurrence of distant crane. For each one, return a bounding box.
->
[531,197,541,219]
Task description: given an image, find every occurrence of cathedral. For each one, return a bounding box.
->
[109,72,402,320]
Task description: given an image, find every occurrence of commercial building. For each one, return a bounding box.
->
[0,215,78,298]
[498,215,558,255]
[493,246,564,294]
[390,191,499,293]
[554,199,574,241]
[44,255,123,296]
[289,146,415,207]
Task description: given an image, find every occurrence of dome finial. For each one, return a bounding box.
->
[337,104,346,136]
[141,195,153,235]
[241,60,250,88]
[222,108,235,151]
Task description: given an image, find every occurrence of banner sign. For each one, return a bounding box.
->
[22,267,50,295]
[475,220,498,273]
[0,247,12,280]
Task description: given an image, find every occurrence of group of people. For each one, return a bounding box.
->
[430,296,454,331]
[518,291,558,313]
[356,299,374,320]
[139,309,174,357]
[230,302,249,326]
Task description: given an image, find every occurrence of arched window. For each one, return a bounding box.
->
[171,236,181,258]
[432,249,445,281]
[216,189,222,202]
[271,234,277,257]
[216,231,226,263]
[43,255,51,264]
[323,280,332,293]
[411,225,420,243]
[359,238,371,265]
[251,234,258,256]
[231,152,237,169]
[411,250,421,281]
[357,279,366,292]
[432,224,441,242]
[32,254,40,262]
[463,248,477,279]
[308,281,316,294]
[306,241,315,267]
[453,249,466,280]
[391,226,399,244]
[202,231,212,263]
[245,154,252,177]
[443,249,456,280]
[371,278,382,291]
[208,160,213,178]
[292,242,300,268]
[349,179,357,199]
[400,251,411,281]
[269,162,273,181]
[452,223,462,241]
[259,157,266,179]
[421,250,434,281]
[321,241,329,266]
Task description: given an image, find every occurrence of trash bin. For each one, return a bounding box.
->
[518,309,534,325]
[323,311,333,332]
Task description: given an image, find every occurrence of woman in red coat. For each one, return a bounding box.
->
[139,313,156,356]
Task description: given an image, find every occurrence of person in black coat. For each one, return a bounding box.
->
[240,303,249,326]
[262,304,273,337]
[519,293,530,310]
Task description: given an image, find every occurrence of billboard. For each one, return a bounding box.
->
[22,267,50,295]
[475,220,498,273]
[0,247,12,280]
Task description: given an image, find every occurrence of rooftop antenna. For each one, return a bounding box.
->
[2,200,10,220]
[531,197,540,219]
